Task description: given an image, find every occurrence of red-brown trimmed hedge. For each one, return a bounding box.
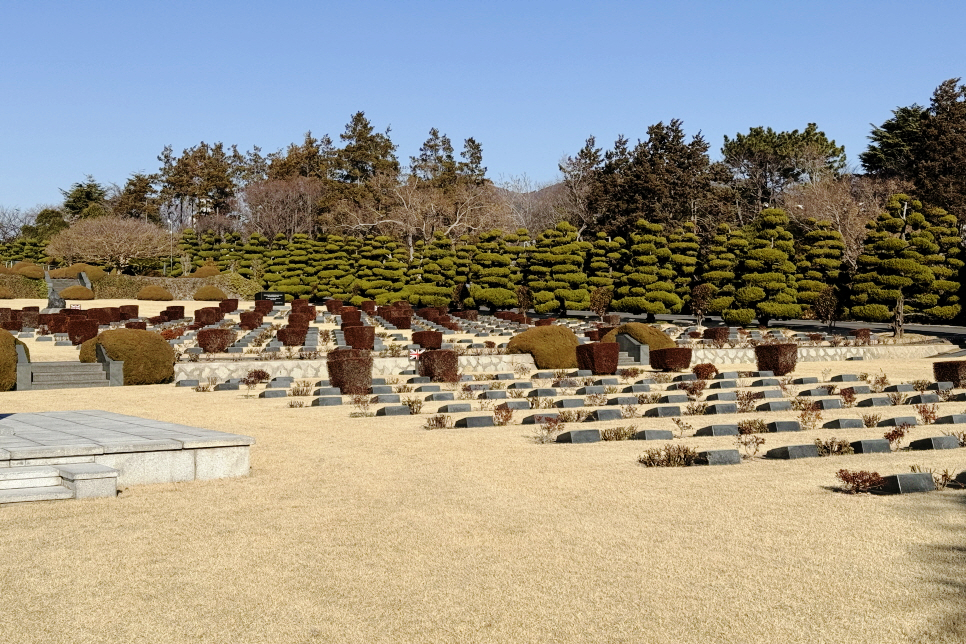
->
[933,361,966,388]
[360,300,377,314]
[703,327,729,342]
[49,315,69,334]
[340,308,362,325]
[327,348,372,395]
[68,319,99,345]
[418,349,459,382]
[325,299,343,313]
[850,328,871,345]
[239,311,263,330]
[119,305,139,320]
[535,318,556,327]
[21,311,39,329]
[452,310,478,321]
[125,321,147,330]
[649,347,693,372]
[412,330,443,350]
[754,343,798,376]
[576,342,619,375]
[165,306,185,320]
[344,325,375,350]
[218,299,239,313]
[254,300,274,315]
[197,328,236,353]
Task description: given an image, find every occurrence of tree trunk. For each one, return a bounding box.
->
[894,295,904,339]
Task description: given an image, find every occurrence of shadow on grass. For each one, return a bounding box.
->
[910,490,966,643]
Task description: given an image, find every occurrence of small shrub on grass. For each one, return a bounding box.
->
[685,401,708,415]
[692,363,718,380]
[194,382,212,393]
[887,391,908,406]
[791,396,815,412]
[617,367,643,380]
[839,387,857,407]
[870,372,890,393]
[137,285,174,301]
[738,419,767,434]
[492,406,514,426]
[350,395,374,417]
[600,425,636,441]
[638,444,699,467]
[815,438,854,456]
[670,418,693,438]
[736,434,765,459]
[863,414,882,428]
[59,285,94,300]
[800,408,823,432]
[911,379,931,393]
[620,405,639,418]
[736,391,763,413]
[678,380,707,400]
[424,414,453,430]
[850,328,871,345]
[836,470,884,494]
[289,380,312,396]
[637,392,661,405]
[513,363,532,379]
[651,373,674,384]
[915,403,939,425]
[533,417,565,444]
[557,410,588,423]
[288,400,306,408]
[884,424,912,450]
[584,393,608,406]
[938,388,954,403]
[403,397,424,414]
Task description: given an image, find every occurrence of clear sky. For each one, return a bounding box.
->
[1,0,963,210]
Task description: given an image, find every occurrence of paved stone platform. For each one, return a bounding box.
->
[0,410,254,487]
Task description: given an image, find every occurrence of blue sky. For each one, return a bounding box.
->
[1,0,963,210]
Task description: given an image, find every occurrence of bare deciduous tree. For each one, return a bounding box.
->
[497,174,566,233]
[241,177,323,240]
[45,216,169,271]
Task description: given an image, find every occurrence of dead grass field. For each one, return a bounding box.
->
[1,307,965,642]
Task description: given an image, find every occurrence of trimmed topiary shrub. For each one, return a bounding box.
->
[722,308,756,326]
[754,343,798,376]
[0,329,29,391]
[343,325,374,350]
[277,327,308,347]
[412,330,443,350]
[933,361,966,388]
[506,325,579,369]
[137,285,174,301]
[79,329,175,385]
[703,327,729,342]
[649,347,692,372]
[68,319,98,345]
[59,285,95,300]
[850,328,871,345]
[239,311,263,330]
[125,321,147,330]
[601,322,675,350]
[340,308,362,325]
[196,328,236,353]
[191,265,220,278]
[0,287,13,299]
[327,348,373,395]
[576,342,619,375]
[692,363,718,380]
[15,264,44,280]
[194,285,228,301]
[218,299,238,313]
[419,349,459,382]
[119,305,138,320]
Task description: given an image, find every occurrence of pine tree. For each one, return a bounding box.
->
[409,233,457,307]
[698,224,741,315]
[795,220,844,311]
[470,230,517,309]
[262,234,290,296]
[612,220,680,320]
[726,208,800,326]
[587,232,622,288]
[667,224,701,309]
[529,221,591,313]
[852,194,959,335]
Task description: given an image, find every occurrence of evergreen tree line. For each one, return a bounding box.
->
[140,193,960,337]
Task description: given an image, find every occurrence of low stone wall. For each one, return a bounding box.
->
[691,343,951,364]
[174,353,536,382]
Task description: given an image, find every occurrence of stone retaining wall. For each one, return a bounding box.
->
[174,353,536,382]
[691,344,950,364]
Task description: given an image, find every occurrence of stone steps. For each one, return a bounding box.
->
[28,361,110,389]
[0,463,118,505]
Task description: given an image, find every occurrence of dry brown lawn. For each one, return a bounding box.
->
[1,312,965,642]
